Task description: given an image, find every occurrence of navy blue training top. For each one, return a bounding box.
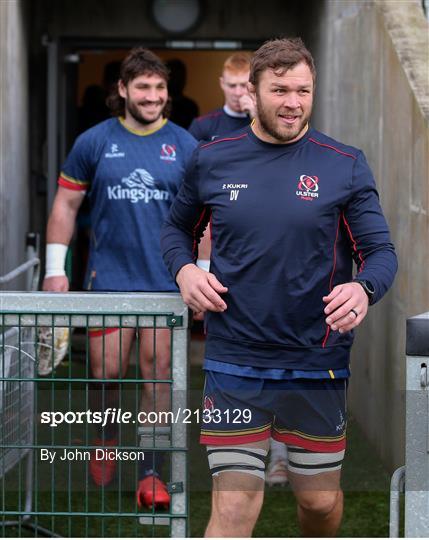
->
[59,117,197,291]
[161,125,398,371]
[188,108,251,141]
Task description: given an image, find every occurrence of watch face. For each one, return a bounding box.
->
[151,0,201,35]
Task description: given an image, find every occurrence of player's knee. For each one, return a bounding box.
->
[213,489,261,526]
[155,355,170,376]
[141,355,170,378]
[297,489,341,517]
[90,365,104,379]
[91,364,122,380]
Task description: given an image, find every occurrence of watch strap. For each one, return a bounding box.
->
[354,279,375,304]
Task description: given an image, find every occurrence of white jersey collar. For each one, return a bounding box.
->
[223,105,248,118]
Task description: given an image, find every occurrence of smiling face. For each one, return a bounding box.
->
[250,62,314,144]
[119,72,168,129]
[220,70,250,113]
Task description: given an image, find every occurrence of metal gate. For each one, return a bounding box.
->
[390,311,429,538]
[0,292,189,537]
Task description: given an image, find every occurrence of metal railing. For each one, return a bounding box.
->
[0,233,40,292]
[0,291,190,537]
[390,311,429,537]
[0,234,48,535]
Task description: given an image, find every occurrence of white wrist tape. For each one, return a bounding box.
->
[45,243,68,278]
[196,259,210,272]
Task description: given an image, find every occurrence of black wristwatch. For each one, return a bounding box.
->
[354,279,375,304]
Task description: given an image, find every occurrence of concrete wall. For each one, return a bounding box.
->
[0,0,30,288]
[314,0,429,471]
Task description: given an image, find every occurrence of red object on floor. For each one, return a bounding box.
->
[136,476,170,509]
[89,438,118,486]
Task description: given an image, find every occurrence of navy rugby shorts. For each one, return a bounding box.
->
[200,370,347,454]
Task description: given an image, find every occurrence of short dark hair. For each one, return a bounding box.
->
[107,47,169,116]
[249,38,316,87]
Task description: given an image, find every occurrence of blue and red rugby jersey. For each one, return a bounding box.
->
[161,125,398,371]
[59,117,197,292]
[188,107,250,141]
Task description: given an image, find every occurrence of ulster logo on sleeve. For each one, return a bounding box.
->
[296,175,319,201]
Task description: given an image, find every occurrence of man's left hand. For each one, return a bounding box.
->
[322,282,369,334]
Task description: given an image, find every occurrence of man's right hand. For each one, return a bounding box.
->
[238,94,256,118]
[42,275,69,292]
[176,263,228,315]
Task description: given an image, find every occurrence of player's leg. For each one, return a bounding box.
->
[138,328,171,417]
[89,328,135,419]
[205,441,269,537]
[88,328,135,485]
[273,377,347,536]
[136,328,171,508]
[288,466,343,537]
[266,438,288,486]
[200,370,272,536]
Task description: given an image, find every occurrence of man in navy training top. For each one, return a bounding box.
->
[43,47,197,509]
[189,53,256,272]
[161,38,397,536]
[191,50,288,485]
[188,52,254,143]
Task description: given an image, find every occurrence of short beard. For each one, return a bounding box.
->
[256,92,310,143]
[126,100,165,126]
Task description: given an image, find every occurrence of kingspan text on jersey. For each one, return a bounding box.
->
[107,186,170,204]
